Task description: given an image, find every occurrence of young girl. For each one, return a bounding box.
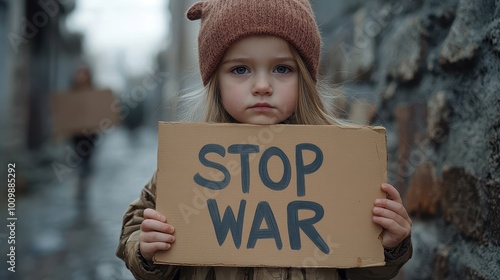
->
[117,0,412,279]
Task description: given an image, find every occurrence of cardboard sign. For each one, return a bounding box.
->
[51,89,120,139]
[155,122,387,268]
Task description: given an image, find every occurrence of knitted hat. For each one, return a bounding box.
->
[186,0,322,85]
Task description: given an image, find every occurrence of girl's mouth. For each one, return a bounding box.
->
[250,102,273,108]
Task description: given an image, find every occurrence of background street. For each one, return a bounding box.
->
[11,127,157,280]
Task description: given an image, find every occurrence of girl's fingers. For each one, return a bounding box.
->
[140,242,172,259]
[372,215,400,233]
[373,216,410,239]
[381,183,403,204]
[144,208,167,222]
[375,183,412,247]
[374,198,411,222]
[141,218,175,234]
[141,242,172,254]
[373,212,411,248]
[373,206,409,228]
[140,231,176,244]
[140,209,175,261]
[378,183,411,221]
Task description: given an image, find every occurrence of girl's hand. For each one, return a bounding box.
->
[372,183,412,249]
[139,208,176,262]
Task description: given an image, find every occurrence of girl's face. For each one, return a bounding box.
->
[217,36,298,125]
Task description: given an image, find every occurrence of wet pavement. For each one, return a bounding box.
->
[7,126,158,280]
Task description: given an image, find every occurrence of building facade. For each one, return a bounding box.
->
[1,0,83,187]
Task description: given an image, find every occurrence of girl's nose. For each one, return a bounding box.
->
[252,73,272,96]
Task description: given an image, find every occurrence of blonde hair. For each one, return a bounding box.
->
[178,43,345,126]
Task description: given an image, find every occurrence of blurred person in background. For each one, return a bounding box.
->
[70,65,98,205]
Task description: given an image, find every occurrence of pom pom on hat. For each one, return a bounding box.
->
[186,0,322,85]
[186,1,204,21]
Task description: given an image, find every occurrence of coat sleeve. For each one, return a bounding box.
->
[345,235,413,280]
[116,172,180,280]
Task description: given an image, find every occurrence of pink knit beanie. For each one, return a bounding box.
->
[186,0,322,85]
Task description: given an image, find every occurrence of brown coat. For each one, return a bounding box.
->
[117,173,412,280]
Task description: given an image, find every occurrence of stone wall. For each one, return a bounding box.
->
[312,0,500,278]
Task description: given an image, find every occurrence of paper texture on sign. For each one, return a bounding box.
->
[155,122,387,268]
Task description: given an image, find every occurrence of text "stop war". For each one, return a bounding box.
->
[193,143,330,254]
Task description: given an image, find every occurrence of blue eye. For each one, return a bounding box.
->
[231,66,249,75]
[275,65,291,74]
